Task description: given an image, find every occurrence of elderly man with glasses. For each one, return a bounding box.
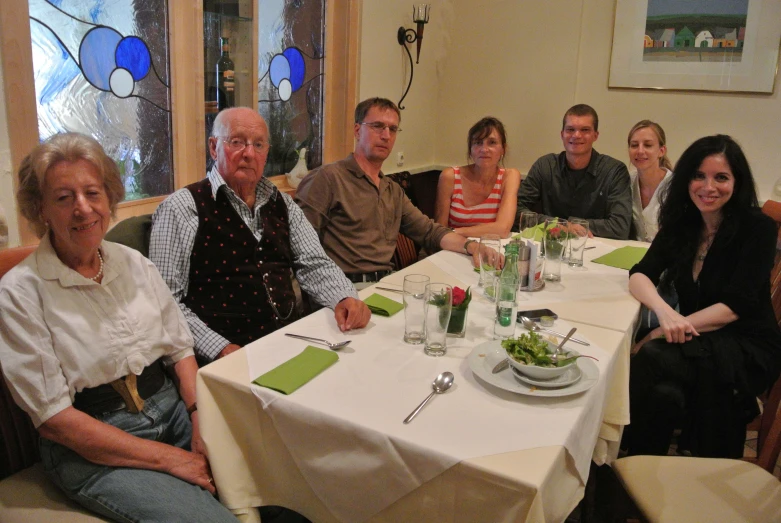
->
[295,97,480,287]
[151,107,370,363]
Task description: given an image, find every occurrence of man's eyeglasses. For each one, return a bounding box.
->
[360,122,401,135]
[221,137,270,154]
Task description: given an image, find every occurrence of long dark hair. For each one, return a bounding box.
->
[656,134,758,284]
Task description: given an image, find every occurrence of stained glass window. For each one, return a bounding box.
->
[257,0,325,176]
[28,0,173,201]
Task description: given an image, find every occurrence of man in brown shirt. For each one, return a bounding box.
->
[295,98,480,284]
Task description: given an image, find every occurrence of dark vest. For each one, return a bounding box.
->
[183,179,299,347]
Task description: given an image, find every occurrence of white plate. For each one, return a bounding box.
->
[467,340,599,398]
[511,364,582,388]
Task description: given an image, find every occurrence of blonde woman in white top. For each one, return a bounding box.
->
[628,120,673,242]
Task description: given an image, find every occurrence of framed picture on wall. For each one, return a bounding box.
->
[608,0,781,93]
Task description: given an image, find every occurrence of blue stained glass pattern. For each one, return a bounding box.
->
[257,0,325,177]
[116,37,152,81]
[79,27,122,91]
[283,47,305,91]
[28,0,173,200]
[270,54,291,87]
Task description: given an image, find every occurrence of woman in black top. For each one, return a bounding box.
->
[625,134,781,457]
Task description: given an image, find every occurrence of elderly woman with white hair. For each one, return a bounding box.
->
[0,133,236,522]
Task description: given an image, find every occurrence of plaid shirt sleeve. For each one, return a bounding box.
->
[150,190,232,361]
[281,194,359,307]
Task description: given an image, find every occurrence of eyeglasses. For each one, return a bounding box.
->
[360,122,401,135]
[220,137,270,154]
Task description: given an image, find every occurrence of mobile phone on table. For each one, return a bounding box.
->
[516,308,558,322]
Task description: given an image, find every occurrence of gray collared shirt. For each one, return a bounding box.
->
[516,149,632,239]
[150,167,358,361]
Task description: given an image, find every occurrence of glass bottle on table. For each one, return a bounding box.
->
[493,242,520,339]
[216,37,235,110]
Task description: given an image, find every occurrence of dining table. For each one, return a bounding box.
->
[197,237,647,523]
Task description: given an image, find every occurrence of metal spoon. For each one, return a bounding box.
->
[519,316,591,346]
[550,327,577,365]
[284,333,351,350]
[403,372,454,424]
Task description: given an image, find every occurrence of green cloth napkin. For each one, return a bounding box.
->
[364,293,404,316]
[592,246,649,270]
[514,223,546,241]
[253,346,338,394]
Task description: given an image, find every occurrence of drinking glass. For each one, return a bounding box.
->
[423,283,452,357]
[518,211,540,240]
[543,218,568,282]
[403,274,430,344]
[493,278,518,339]
[568,217,590,269]
[478,234,502,298]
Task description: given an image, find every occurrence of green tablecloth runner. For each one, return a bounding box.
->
[253,346,338,394]
[364,293,404,316]
[591,246,648,270]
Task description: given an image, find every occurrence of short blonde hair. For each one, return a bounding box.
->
[17,133,125,238]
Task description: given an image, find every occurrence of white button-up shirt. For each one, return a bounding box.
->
[0,234,194,427]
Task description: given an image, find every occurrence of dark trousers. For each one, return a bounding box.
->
[625,339,697,456]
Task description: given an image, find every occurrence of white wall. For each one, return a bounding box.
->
[429,0,781,199]
[358,0,448,173]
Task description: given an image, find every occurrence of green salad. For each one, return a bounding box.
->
[501,332,576,368]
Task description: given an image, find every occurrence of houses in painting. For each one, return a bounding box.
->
[644,25,744,50]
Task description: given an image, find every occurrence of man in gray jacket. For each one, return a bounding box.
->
[516,104,632,239]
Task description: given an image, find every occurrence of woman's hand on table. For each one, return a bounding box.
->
[471,243,504,270]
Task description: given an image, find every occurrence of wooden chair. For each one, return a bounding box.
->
[0,245,107,522]
[392,233,419,270]
[611,202,781,522]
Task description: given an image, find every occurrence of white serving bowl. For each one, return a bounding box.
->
[506,340,577,380]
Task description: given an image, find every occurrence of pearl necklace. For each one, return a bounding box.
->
[89,250,104,282]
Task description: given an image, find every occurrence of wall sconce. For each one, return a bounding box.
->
[397,4,431,110]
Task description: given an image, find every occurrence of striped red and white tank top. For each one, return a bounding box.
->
[448,166,504,228]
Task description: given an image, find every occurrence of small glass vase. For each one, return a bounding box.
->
[447,307,468,337]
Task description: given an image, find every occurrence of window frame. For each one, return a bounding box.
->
[0,0,358,246]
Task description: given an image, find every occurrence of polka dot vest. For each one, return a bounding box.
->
[183,179,299,346]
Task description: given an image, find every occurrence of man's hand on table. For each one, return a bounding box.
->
[335,297,371,331]
[471,242,505,270]
[218,343,242,359]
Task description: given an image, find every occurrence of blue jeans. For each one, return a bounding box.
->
[40,378,236,523]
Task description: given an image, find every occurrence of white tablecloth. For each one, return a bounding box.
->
[246,311,616,523]
[198,241,643,523]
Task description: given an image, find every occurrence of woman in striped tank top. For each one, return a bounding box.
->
[435,117,521,238]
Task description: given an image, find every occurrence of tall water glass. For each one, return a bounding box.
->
[403,274,430,344]
[568,217,590,268]
[478,234,502,298]
[518,211,540,239]
[543,218,568,282]
[493,278,518,339]
[424,283,452,356]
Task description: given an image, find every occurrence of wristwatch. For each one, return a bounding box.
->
[463,239,477,255]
